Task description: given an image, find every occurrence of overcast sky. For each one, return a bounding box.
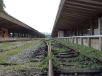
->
[4,0,60,33]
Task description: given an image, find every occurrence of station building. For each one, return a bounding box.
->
[51,0,102,50]
[0,11,45,38]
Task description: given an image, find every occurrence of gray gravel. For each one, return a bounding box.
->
[0,41,46,75]
[0,69,41,76]
[7,41,41,64]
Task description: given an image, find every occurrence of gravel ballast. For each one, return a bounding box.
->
[7,41,41,64]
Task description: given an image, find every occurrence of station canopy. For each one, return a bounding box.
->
[52,0,102,37]
[0,11,44,37]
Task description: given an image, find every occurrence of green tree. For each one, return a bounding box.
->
[0,0,5,12]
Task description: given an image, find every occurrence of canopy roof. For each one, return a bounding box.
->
[0,11,45,37]
[52,0,102,37]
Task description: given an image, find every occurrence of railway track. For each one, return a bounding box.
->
[0,39,102,76]
[46,39,102,76]
[26,40,102,76]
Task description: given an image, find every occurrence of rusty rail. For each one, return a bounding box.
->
[48,42,54,76]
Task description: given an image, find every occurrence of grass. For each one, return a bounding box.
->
[0,42,17,48]
[0,54,48,70]
[61,57,100,69]
[51,41,68,52]
[51,39,100,69]
[0,40,50,70]
[37,55,49,69]
[0,41,27,51]
[0,62,42,70]
[58,39,102,59]
[51,47,67,52]
[0,41,39,64]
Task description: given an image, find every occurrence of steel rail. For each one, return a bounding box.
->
[48,42,54,76]
[43,40,54,76]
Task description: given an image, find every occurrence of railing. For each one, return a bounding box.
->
[57,35,102,51]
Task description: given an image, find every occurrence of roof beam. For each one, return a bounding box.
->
[62,15,88,21]
[60,15,89,21]
[0,21,8,23]
[62,11,94,19]
[61,12,89,18]
[77,0,102,5]
[65,5,97,12]
[66,1,102,9]
[63,8,96,16]
[66,2,102,12]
